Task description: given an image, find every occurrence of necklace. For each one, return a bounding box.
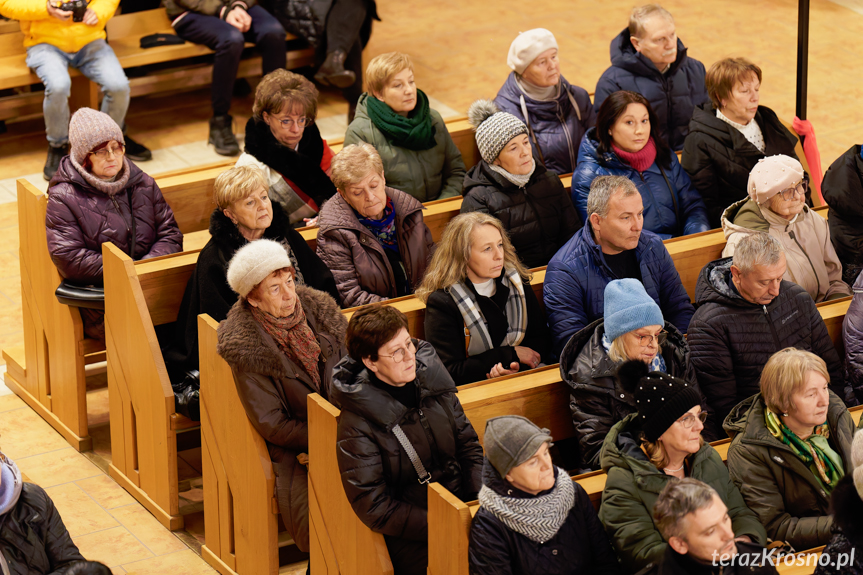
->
[664,464,684,473]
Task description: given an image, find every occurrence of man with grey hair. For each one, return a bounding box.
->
[688,232,856,424]
[544,175,693,355]
[641,478,779,574]
[594,4,708,151]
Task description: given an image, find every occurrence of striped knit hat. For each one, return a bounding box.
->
[467,99,528,163]
[68,107,125,164]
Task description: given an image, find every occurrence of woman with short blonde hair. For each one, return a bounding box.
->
[725,347,858,551]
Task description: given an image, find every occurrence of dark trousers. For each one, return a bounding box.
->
[325,0,365,105]
[174,5,287,116]
[384,535,427,575]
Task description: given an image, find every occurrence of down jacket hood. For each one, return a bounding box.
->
[693,257,753,308]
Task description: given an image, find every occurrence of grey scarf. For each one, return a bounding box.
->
[479,467,575,543]
[488,160,536,189]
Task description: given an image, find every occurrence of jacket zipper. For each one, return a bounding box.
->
[110,196,134,257]
[788,229,822,299]
[762,305,781,347]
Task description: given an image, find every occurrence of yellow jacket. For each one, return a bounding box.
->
[0,0,119,53]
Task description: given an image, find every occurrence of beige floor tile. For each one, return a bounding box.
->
[111,567,127,575]
[110,504,187,556]
[120,549,217,575]
[0,393,25,412]
[73,526,153,567]
[16,447,102,487]
[44,483,120,537]
[76,474,137,510]
[0,402,70,459]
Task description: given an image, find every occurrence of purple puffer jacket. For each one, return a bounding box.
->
[844,271,863,394]
[46,156,183,284]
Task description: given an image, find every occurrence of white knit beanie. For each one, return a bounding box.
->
[852,429,863,501]
[226,239,293,298]
[467,100,528,163]
[507,28,558,75]
[747,155,805,205]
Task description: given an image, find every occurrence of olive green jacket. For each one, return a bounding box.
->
[343,93,466,203]
[598,413,766,573]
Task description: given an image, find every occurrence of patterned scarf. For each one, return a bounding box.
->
[357,197,399,253]
[487,159,536,189]
[765,409,844,494]
[448,265,527,356]
[365,89,437,151]
[479,467,575,543]
[602,332,667,372]
[250,299,322,389]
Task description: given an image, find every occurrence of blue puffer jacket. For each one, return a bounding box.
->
[844,271,863,394]
[494,72,597,175]
[543,223,694,355]
[594,29,708,152]
[572,129,709,238]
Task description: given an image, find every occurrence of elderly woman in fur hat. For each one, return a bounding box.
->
[721,154,851,302]
[216,239,347,553]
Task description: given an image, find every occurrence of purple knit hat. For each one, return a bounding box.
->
[68,108,125,164]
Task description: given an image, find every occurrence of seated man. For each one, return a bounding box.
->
[594,4,708,152]
[0,0,151,180]
[688,232,857,424]
[544,175,693,355]
[644,478,779,575]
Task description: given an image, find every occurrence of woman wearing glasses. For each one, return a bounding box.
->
[236,69,338,227]
[333,305,483,575]
[598,358,766,573]
[559,279,718,472]
[217,239,347,554]
[722,154,851,302]
[45,107,182,341]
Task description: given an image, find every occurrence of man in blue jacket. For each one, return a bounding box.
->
[544,175,694,355]
[594,4,708,151]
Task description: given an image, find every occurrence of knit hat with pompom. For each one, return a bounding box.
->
[468,99,528,164]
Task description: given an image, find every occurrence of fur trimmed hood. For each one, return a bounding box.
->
[217,285,346,378]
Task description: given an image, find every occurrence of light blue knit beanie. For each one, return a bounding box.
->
[603,279,664,342]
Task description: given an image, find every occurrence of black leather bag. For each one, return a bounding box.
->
[54,280,105,310]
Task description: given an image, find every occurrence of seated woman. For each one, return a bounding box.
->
[333,305,483,575]
[822,144,863,284]
[416,212,552,386]
[493,28,597,175]
[461,99,582,269]
[343,52,466,202]
[683,57,805,228]
[236,69,338,227]
[722,155,851,302]
[598,360,766,573]
[46,107,182,341]
[560,278,718,472]
[316,143,434,307]
[163,165,337,418]
[216,239,346,554]
[468,416,621,575]
[725,348,858,552]
[572,90,709,239]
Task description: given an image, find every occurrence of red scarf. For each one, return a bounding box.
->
[613,137,657,173]
[250,300,322,389]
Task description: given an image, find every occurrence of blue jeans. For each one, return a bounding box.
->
[26,39,130,148]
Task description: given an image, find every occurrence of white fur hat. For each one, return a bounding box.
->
[747,155,805,205]
[226,239,293,298]
[507,28,558,75]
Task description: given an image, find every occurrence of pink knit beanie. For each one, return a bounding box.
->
[68,108,125,164]
[746,154,804,205]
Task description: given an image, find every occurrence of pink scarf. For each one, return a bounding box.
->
[613,137,657,173]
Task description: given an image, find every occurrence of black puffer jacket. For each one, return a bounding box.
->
[687,258,853,425]
[822,144,863,285]
[332,340,483,541]
[460,161,582,269]
[468,459,622,575]
[814,473,863,575]
[682,103,802,228]
[638,541,780,575]
[560,319,719,471]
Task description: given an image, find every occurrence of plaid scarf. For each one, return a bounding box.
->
[250,299,321,390]
[357,197,399,253]
[765,409,844,494]
[448,265,527,356]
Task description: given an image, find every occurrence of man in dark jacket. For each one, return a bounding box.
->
[688,233,856,424]
[0,452,85,573]
[822,144,863,285]
[544,175,694,355]
[594,4,708,152]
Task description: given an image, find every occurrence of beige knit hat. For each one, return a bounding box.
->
[852,429,863,501]
[68,107,125,164]
[226,239,293,298]
[746,155,805,205]
[507,29,558,75]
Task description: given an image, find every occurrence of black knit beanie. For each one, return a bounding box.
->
[617,360,702,442]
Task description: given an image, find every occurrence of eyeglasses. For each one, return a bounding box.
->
[634,331,668,347]
[677,411,708,429]
[276,117,310,129]
[778,180,807,201]
[378,339,417,363]
[89,144,125,159]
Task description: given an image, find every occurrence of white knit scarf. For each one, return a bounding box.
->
[488,160,536,188]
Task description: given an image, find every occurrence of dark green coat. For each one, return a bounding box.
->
[724,392,857,552]
[598,413,766,573]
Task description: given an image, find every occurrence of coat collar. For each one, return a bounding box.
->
[317,186,424,238]
[609,28,690,78]
[208,200,295,253]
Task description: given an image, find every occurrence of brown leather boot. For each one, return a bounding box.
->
[314,50,356,89]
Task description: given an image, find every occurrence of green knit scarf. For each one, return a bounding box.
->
[765,409,844,494]
[365,89,437,151]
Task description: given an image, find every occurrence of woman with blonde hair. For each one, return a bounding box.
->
[416,212,551,385]
[725,347,858,551]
